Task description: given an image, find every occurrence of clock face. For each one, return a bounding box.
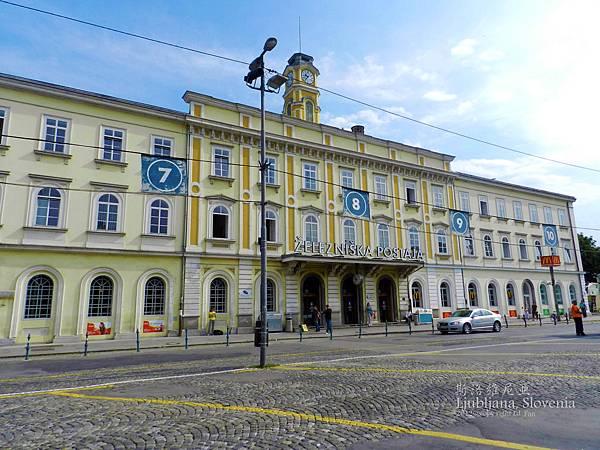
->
[301,69,314,84]
[286,72,294,87]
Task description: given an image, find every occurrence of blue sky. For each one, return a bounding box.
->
[1,0,599,240]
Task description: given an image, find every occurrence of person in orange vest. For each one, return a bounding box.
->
[570,300,586,336]
[207,307,217,335]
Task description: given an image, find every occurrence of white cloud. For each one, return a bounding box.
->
[479,49,505,62]
[423,90,457,102]
[451,39,477,57]
[321,106,410,134]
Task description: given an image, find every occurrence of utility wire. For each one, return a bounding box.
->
[2,0,599,175]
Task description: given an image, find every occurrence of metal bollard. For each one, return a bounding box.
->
[184,328,189,349]
[385,321,388,337]
[136,329,140,352]
[504,315,509,328]
[539,315,542,326]
[226,327,230,347]
[358,322,362,338]
[523,317,527,328]
[24,333,31,361]
[83,332,89,356]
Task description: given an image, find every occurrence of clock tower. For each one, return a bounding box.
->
[282,53,320,123]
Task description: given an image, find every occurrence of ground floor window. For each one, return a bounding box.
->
[540,284,549,305]
[411,281,423,308]
[488,283,498,307]
[506,284,516,307]
[24,274,53,319]
[266,279,276,312]
[440,282,451,307]
[210,277,227,313]
[468,282,478,307]
[88,276,113,317]
[144,276,166,315]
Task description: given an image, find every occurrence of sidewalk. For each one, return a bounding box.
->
[1,317,597,359]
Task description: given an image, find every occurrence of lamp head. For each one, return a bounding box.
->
[263,37,278,52]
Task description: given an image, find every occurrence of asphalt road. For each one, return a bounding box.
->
[1,323,599,449]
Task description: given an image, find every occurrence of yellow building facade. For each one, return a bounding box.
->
[0,54,587,343]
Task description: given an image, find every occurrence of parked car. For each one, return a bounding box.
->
[437,308,502,334]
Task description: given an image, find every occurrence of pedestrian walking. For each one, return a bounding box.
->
[580,300,588,318]
[324,304,333,335]
[207,307,217,335]
[366,302,374,327]
[571,300,586,336]
[404,310,413,324]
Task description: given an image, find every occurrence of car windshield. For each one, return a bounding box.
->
[451,310,472,317]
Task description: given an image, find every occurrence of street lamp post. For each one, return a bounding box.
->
[244,38,287,368]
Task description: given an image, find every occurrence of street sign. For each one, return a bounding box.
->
[141,155,188,195]
[343,188,370,219]
[450,210,470,235]
[540,255,561,267]
[542,224,558,247]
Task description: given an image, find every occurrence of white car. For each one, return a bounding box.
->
[437,308,502,334]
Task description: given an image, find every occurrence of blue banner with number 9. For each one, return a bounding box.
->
[141,155,188,195]
[450,210,470,235]
[343,188,371,219]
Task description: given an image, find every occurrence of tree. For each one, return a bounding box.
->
[578,233,600,284]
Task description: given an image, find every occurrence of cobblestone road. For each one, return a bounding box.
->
[1,325,600,449]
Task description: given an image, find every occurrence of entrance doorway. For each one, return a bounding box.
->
[522,280,536,315]
[341,275,361,324]
[377,277,397,322]
[301,275,324,326]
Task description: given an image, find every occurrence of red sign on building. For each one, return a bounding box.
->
[540,255,561,267]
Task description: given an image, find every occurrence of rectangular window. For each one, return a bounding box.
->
[43,116,69,153]
[440,285,450,307]
[558,209,567,226]
[102,128,124,161]
[459,191,470,212]
[432,185,444,208]
[529,204,539,223]
[0,108,7,145]
[152,136,172,157]
[479,195,489,216]
[303,162,318,190]
[464,235,475,256]
[563,242,573,263]
[340,169,354,189]
[513,201,523,220]
[378,224,390,248]
[374,175,388,200]
[265,156,277,185]
[544,206,553,224]
[213,147,231,178]
[405,181,417,205]
[496,198,506,218]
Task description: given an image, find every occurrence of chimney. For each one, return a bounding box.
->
[351,124,365,134]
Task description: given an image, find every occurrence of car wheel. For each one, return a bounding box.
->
[462,323,472,334]
[493,321,501,332]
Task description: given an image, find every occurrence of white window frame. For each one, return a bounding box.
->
[340,169,354,189]
[558,209,567,226]
[303,162,318,191]
[212,147,231,178]
[464,234,475,256]
[0,107,9,146]
[408,226,420,251]
[304,214,320,242]
[41,115,71,154]
[563,241,573,263]
[543,206,553,224]
[265,155,277,185]
[209,203,231,239]
[374,175,388,200]
[440,282,451,308]
[343,218,356,243]
[145,197,172,235]
[151,135,173,157]
[93,192,124,232]
[518,238,528,260]
[501,236,511,259]
[534,240,542,261]
[513,201,523,221]
[99,126,126,162]
[432,185,444,208]
[459,191,470,212]
[488,283,498,307]
[479,195,489,216]
[31,186,64,228]
[496,198,506,218]
[265,208,278,243]
[529,204,539,223]
[483,234,494,257]
[405,180,417,205]
[377,223,390,248]
[436,229,448,254]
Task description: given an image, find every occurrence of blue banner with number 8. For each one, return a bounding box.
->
[343,188,371,219]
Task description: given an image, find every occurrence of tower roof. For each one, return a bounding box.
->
[287,52,315,66]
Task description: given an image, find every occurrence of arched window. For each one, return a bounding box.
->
[506,283,516,306]
[35,187,61,227]
[24,274,53,319]
[440,282,451,308]
[534,240,542,261]
[210,277,227,313]
[488,283,498,307]
[501,236,511,258]
[305,100,314,122]
[343,219,356,244]
[436,229,448,254]
[97,193,120,231]
[519,238,528,260]
[212,205,229,239]
[408,226,420,252]
[554,284,563,306]
[540,284,548,305]
[266,279,276,312]
[265,209,277,242]
[305,215,319,243]
[569,284,577,302]
[88,276,113,317]
[377,223,390,248]
[484,235,494,257]
[144,276,165,315]
[468,282,478,307]
[411,281,423,308]
[149,199,169,235]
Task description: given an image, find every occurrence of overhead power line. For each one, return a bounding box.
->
[2,0,599,175]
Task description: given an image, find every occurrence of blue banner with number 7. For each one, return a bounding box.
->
[343,188,371,219]
[141,155,188,195]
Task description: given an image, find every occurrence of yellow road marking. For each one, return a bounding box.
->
[274,366,600,380]
[48,391,550,450]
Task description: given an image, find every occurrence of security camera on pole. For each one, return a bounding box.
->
[244,38,287,368]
